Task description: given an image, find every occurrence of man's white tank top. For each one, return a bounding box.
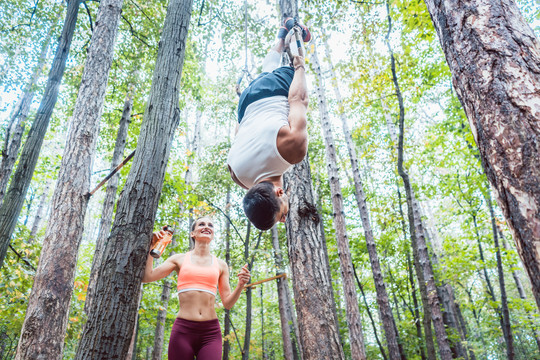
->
[227,96,292,189]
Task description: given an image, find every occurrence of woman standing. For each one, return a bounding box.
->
[143,217,250,360]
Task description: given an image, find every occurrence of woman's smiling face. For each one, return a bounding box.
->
[191,217,214,242]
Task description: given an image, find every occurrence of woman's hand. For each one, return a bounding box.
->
[150,226,168,249]
[237,264,251,287]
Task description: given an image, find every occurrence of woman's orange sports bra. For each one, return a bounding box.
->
[177,251,220,296]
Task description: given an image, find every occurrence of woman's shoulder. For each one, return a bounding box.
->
[215,257,228,270]
[167,252,187,267]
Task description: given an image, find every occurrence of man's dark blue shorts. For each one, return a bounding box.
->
[237,66,294,123]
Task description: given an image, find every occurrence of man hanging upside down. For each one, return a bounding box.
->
[227,19,310,231]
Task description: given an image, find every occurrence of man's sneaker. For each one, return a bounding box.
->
[283,17,311,42]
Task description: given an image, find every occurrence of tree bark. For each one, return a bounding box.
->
[312,42,368,360]
[271,225,300,360]
[320,29,403,360]
[85,86,134,314]
[0,5,63,205]
[0,0,81,269]
[283,154,345,360]
[422,0,540,311]
[385,2,452,358]
[75,0,193,356]
[15,0,122,357]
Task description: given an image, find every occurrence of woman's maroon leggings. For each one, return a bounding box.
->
[168,318,222,360]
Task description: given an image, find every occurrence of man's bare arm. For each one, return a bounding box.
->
[277,55,308,164]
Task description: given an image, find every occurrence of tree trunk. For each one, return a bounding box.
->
[0,0,81,269]
[0,5,63,205]
[85,85,134,314]
[385,2,452,357]
[28,179,52,243]
[422,0,540,312]
[223,187,232,360]
[15,0,122,357]
[271,225,300,360]
[406,250,427,360]
[485,191,514,359]
[354,265,388,360]
[312,42,369,360]
[242,223,253,360]
[392,130,436,360]
[75,0,193,357]
[126,285,143,360]
[320,29,403,360]
[499,227,540,353]
[283,154,345,360]
[422,214,469,359]
[261,286,266,359]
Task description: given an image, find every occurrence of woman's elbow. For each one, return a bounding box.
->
[223,301,233,310]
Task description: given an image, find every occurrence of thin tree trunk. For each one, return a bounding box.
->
[320,30,403,360]
[242,223,253,360]
[85,85,134,314]
[394,152,436,360]
[0,0,81,269]
[0,5,63,205]
[261,285,266,359]
[423,217,468,359]
[126,285,143,360]
[422,0,540,312]
[406,250,427,360]
[15,0,122,357]
[271,225,300,360]
[311,42,367,360]
[499,227,540,353]
[75,0,193,356]
[485,191,514,359]
[385,2,452,356]
[223,187,232,360]
[353,265,388,360]
[28,179,52,243]
[454,299,477,360]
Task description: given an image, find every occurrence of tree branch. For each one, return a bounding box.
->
[83,0,94,33]
[9,244,36,272]
[121,15,150,47]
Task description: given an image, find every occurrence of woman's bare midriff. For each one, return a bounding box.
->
[177,291,218,321]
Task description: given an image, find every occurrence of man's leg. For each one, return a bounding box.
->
[261,38,285,73]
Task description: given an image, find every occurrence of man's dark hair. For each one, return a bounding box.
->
[243,181,280,231]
